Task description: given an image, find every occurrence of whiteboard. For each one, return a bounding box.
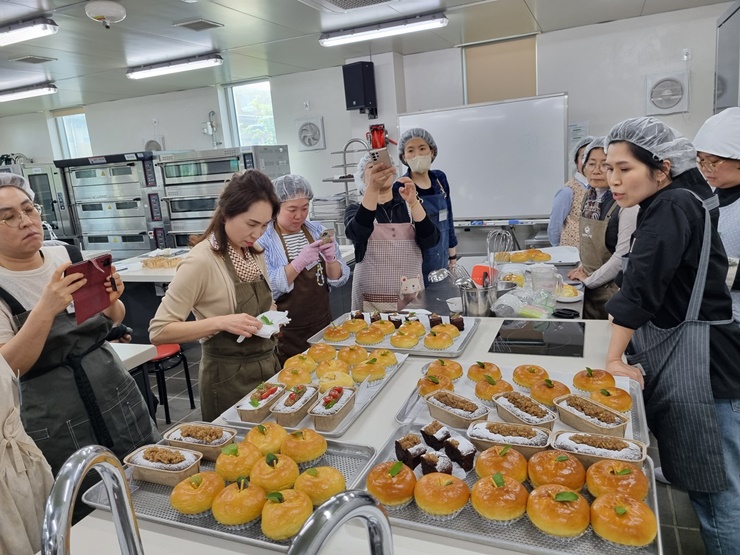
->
[398,94,568,220]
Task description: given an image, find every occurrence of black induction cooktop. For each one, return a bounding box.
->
[489,320,586,358]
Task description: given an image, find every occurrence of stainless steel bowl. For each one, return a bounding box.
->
[495,281,518,298]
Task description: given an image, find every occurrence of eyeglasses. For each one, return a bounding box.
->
[697,159,726,173]
[1,204,43,228]
[584,161,608,172]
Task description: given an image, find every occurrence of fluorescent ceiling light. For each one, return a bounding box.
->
[0,83,58,103]
[319,13,448,47]
[126,53,223,80]
[0,17,59,47]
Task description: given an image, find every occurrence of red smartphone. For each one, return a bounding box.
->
[64,254,114,325]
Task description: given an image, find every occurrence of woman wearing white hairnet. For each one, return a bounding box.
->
[567,138,638,319]
[395,128,458,286]
[344,153,439,311]
[257,174,349,363]
[694,107,740,322]
[602,117,740,554]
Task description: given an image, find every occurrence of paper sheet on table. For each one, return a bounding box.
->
[237,310,291,343]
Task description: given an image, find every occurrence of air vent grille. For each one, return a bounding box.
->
[10,55,57,64]
[173,18,224,31]
[297,0,398,13]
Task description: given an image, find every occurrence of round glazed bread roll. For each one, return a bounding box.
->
[280,429,328,464]
[427,359,463,381]
[591,492,657,546]
[260,489,313,541]
[250,453,300,491]
[211,479,266,526]
[475,445,528,483]
[355,326,384,345]
[307,343,336,362]
[572,367,615,392]
[467,361,502,382]
[414,473,470,518]
[318,370,354,393]
[214,441,262,482]
[531,252,551,262]
[323,325,350,342]
[474,376,513,402]
[586,459,648,500]
[369,348,398,367]
[471,473,528,522]
[277,367,312,387]
[170,472,225,515]
[530,379,571,407]
[512,364,549,389]
[398,320,426,337]
[431,323,460,338]
[351,359,386,383]
[341,318,368,334]
[366,461,417,508]
[417,374,454,397]
[510,251,529,263]
[590,387,633,412]
[423,331,453,350]
[390,330,419,349]
[316,358,350,378]
[371,320,396,336]
[283,353,317,373]
[246,422,288,456]
[337,345,368,366]
[527,484,590,538]
[294,466,347,506]
[528,450,586,490]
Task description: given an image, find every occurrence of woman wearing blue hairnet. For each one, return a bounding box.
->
[602,117,740,554]
[257,174,350,363]
[395,128,458,286]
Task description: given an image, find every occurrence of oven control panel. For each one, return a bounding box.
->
[148,193,163,221]
[143,160,158,187]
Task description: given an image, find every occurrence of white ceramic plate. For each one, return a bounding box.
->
[557,290,584,303]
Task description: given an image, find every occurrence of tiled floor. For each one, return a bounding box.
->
[145,343,707,554]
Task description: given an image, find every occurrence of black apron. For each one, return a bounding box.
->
[199,252,280,421]
[624,192,732,492]
[274,225,332,364]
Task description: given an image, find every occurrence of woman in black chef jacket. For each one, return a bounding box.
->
[345,152,440,312]
[602,117,740,555]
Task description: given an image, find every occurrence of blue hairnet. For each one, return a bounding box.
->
[272,174,313,203]
[582,137,606,165]
[606,117,696,177]
[398,128,438,164]
[570,135,595,165]
[0,172,35,201]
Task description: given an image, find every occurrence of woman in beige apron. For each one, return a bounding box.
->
[0,353,53,555]
[568,138,638,319]
[258,175,350,364]
[150,170,282,421]
[344,152,440,312]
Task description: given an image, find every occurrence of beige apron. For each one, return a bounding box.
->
[199,252,280,421]
[0,358,54,555]
[351,220,424,312]
[579,201,619,319]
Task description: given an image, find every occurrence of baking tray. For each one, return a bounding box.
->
[357,424,662,555]
[395,362,650,446]
[82,425,376,553]
[307,312,480,358]
[219,353,409,438]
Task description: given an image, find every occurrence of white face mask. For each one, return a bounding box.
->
[407,154,432,173]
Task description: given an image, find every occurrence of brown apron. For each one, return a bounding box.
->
[351,219,424,312]
[275,225,332,364]
[199,252,280,421]
[579,199,619,319]
[560,179,589,248]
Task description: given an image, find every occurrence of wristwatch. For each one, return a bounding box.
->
[448,255,458,261]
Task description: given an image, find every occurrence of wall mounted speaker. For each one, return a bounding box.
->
[342,61,377,112]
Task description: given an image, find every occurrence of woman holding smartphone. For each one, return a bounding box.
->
[257,174,350,363]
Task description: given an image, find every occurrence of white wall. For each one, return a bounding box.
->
[85,87,222,154]
[404,48,464,113]
[0,112,55,162]
[538,4,731,140]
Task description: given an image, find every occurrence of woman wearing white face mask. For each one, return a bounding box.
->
[395,128,458,286]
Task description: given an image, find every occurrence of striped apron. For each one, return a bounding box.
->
[624,192,732,492]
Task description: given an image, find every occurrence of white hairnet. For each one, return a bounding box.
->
[0,172,35,201]
[582,137,606,164]
[272,174,313,203]
[693,107,740,160]
[570,135,595,165]
[398,128,437,164]
[354,152,399,196]
[606,117,696,177]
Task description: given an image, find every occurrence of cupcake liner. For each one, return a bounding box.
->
[218,517,260,531]
[475,395,496,407]
[527,516,590,541]
[179,509,211,519]
[297,454,325,470]
[597,536,650,550]
[356,339,383,345]
[513,383,532,393]
[474,511,525,526]
[423,345,455,351]
[381,498,413,511]
[418,504,466,521]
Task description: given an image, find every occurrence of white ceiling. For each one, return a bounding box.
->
[0,0,728,118]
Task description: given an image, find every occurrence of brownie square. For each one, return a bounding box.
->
[420,451,453,475]
[420,420,451,451]
[449,313,465,331]
[444,436,476,472]
[370,311,381,323]
[351,310,365,320]
[394,434,426,469]
[428,313,443,328]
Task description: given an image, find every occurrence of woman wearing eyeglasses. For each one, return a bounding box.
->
[694,107,740,322]
[0,174,158,532]
[567,138,638,319]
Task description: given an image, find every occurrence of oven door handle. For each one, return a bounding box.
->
[74,198,143,205]
[161,196,218,202]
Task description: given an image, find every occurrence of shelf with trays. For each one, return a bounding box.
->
[321,138,369,203]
